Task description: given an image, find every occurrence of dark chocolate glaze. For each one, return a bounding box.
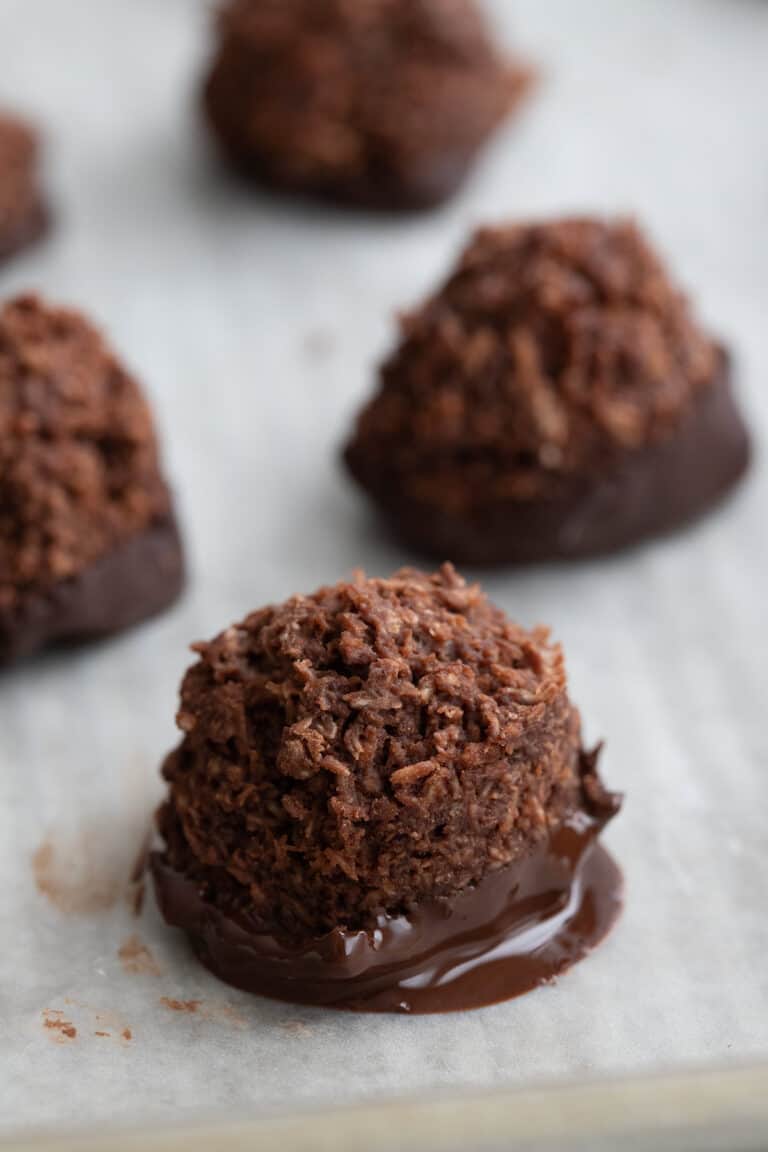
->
[0,198,48,265]
[0,515,184,666]
[151,795,622,1015]
[348,347,750,566]
[217,144,501,215]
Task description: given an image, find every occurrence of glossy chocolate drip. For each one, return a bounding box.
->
[151,802,622,1014]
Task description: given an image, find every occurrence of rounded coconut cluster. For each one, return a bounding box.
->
[0,295,173,614]
[157,564,590,938]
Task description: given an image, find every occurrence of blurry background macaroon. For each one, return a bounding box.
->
[345,216,751,564]
[203,0,531,211]
[0,295,184,664]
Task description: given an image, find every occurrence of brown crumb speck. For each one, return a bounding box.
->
[118,934,161,976]
[160,997,201,1013]
[42,1009,77,1043]
[158,997,246,1028]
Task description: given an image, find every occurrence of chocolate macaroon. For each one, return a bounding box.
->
[0,295,184,665]
[0,111,47,263]
[152,565,622,1014]
[203,0,530,211]
[345,218,750,564]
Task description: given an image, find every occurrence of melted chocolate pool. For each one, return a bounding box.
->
[152,805,622,1014]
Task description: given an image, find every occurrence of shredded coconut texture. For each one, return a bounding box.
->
[158,565,594,938]
[0,296,171,609]
[346,217,719,510]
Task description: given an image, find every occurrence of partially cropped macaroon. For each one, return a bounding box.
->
[0,296,184,664]
[203,0,530,211]
[152,565,622,1013]
[344,217,750,564]
[0,111,48,263]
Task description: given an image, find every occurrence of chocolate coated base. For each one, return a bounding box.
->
[0,198,49,265]
[0,516,184,666]
[151,807,622,1015]
[210,139,485,213]
[204,71,525,213]
[348,351,750,566]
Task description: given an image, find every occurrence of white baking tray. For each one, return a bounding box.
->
[1,0,767,1145]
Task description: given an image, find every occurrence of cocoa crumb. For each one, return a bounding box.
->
[158,997,246,1027]
[160,997,201,1013]
[42,1009,76,1042]
[118,934,161,977]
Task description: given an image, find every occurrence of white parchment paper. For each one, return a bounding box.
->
[1,0,767,1134]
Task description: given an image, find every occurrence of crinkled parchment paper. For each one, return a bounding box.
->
[1,0,767,1134]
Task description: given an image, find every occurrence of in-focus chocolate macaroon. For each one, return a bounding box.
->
[345,218,750,564]
[0,111,48,263]
[0,295,184,665]
[203,0,530,211]
[152,565,622,1014]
